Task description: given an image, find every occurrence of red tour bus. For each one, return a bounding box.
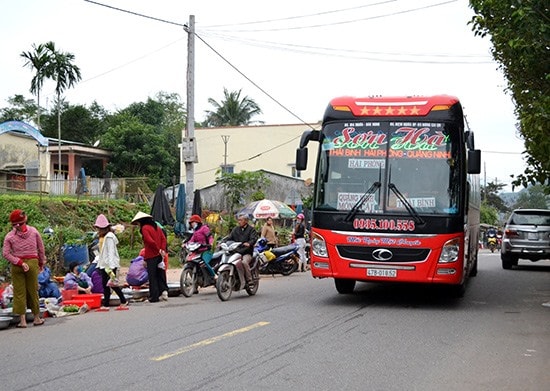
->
[296,95,481,296]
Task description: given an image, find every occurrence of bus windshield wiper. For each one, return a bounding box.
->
[344,181,381,222]
[388,183,425,225]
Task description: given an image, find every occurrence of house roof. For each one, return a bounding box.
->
[0,120,48,146]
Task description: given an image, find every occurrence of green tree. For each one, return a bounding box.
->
[203,88,262,127]
[469,1,550,191]
[20,42,53,128]
[215,170,269,215]
[101,113,173,189]
[480,201,499,225]
[0,94,38,123]
[116,93,184,184]
[41,101,107,145]
[156,91,186,131]
[513,185,550,209]
[43,42,82,173]
[481,181,508,213]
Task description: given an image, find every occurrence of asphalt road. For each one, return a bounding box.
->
[1,250,548,391]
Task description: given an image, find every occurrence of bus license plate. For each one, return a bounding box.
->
[367,268,397,278]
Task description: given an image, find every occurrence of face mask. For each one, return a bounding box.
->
[191,222,198,229]
[76,266,83,274]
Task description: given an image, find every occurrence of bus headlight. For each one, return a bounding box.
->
[311,233,328,258]
[438,238,460,263]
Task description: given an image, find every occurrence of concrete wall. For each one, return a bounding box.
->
[199,170,313,212]
[0,132,49,192]
[181,123,320,190]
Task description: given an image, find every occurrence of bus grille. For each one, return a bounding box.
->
[336,245,430,263]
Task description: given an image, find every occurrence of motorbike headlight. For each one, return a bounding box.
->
[438,238,460,263]
[311,232,328,258]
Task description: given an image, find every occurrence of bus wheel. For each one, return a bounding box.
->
[335,278,355,294]
[469,256,478,277]
[448,282,466,298]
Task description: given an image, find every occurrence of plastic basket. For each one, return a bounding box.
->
[74,293,102,309]
[61,289,78,301]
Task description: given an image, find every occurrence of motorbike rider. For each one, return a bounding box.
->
[486,227,498,248]
[225,214,258,287]
[487,227,497,240]
[187,214,215,277]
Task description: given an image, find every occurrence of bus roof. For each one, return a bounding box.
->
[328,95,461,117]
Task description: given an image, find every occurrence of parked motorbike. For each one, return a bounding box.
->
[180,242,221,297]
[215,241,260,301]
[256,239,299,276]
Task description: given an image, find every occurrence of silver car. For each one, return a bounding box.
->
[501,209,550,269]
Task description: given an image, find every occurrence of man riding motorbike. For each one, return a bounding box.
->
[487,227,498,252]
[225,214,258,288]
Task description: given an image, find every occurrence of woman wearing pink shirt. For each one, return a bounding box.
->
[2,209,46,328]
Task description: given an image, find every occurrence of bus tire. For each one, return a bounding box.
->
[469,255,478,277]
[449,282,466,298]
[334,278,355,294]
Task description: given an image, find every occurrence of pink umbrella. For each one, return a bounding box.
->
[238,199,297,219]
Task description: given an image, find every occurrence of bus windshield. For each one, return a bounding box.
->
[314,121,460,215]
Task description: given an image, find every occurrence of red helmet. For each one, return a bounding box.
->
[189,214,202,224]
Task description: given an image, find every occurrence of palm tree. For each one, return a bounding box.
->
[204,88,262,127]
[44,42,82,176]
[20,42,54,128]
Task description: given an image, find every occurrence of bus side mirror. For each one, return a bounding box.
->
[468,149,481,174]
[296,148,308,171]
[465,130,475,150]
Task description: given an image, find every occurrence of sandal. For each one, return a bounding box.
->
[115,304,129,311]
[16,324,27,328]
[33,319,45,326]
[96,306,110,312]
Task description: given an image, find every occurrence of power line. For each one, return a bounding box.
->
[199,31,489,59]
[202,0,398,28]
[77,37,186,85]
[198,31,493,64]
[201,0,458,33]
[83,0,186,27]
[194,31,316,130]
[83,0,315,128]
[82,0,319,171]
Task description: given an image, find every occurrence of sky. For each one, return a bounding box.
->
[0,0,526,192]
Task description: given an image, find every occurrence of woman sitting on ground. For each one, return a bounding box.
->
[64,262,93,294]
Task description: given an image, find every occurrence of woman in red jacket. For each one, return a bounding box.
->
[2,209,46,327]
[131,212,168,303]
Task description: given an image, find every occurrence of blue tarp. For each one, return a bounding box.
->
[174,184,186,237]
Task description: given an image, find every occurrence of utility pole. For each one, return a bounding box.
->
[221,135,230,170]
[484,161,487,201]
[182,15,197,220]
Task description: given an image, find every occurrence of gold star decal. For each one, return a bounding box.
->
[385,106,395,115]
[373,106,382,115]
[410,106,420,115]
[360,106,370,115]
[397,106,407,115]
